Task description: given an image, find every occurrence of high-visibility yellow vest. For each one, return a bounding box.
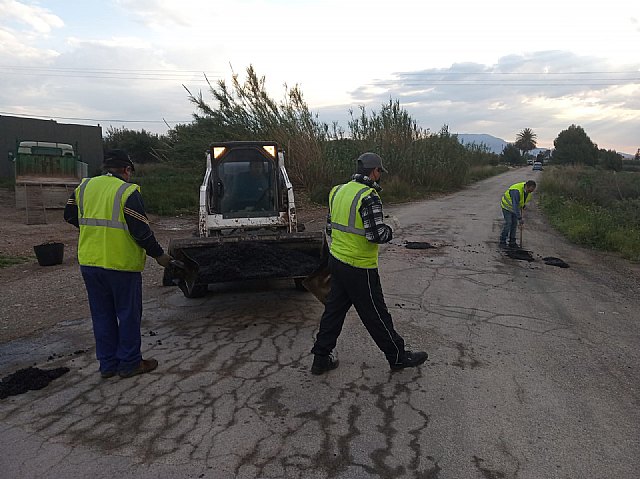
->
[75,175,146,272]
[329,181,379,269]
[501,182,532,212]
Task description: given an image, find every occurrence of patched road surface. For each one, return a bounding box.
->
[1,168,638,478]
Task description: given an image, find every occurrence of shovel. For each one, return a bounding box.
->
[168,255,199,296]
[302,265,331,304]
[301,238,331,304]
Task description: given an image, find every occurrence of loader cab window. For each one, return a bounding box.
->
[215,151,276,218]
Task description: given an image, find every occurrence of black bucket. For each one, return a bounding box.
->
[34,242,64,266]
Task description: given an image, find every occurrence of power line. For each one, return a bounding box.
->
[0,65,221,82]
[2,65,638,85]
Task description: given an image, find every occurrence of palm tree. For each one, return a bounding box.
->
[515,128,538,158]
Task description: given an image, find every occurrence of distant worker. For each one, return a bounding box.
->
[310,152,428,375]
[64,149,173,379]
[499,180,537,249]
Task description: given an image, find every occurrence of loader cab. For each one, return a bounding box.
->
[209,142,279,218]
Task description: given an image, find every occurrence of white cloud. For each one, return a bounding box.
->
[1,1,638,154]
[315,51,640,153]
[0,0,64,33]
[0,27,59,59]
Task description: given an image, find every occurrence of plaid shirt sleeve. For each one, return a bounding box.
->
[360,193,393,244]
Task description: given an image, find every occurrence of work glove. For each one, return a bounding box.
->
[154,253,173,268]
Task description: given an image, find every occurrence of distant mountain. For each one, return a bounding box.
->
[457,133,634,158]
[456,134,508,154]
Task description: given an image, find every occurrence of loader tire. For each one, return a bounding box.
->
[178,281,209,298]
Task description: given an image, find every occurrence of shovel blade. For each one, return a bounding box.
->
[169,254,200,295]
[301,266,331,304]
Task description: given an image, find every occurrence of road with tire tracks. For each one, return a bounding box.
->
[1,167,638,478]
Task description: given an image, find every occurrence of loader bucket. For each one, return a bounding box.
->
[166,231,326,297]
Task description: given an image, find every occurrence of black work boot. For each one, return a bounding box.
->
[390,351,429,371]
[311,354,339,375]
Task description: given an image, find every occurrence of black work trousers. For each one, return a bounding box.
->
[311,255,405,365]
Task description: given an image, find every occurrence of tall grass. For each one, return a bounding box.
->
[540,165,640,261]
[134,163,203,215]
[182,66,502,208]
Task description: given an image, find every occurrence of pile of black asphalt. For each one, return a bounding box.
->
[188,241,321,282]
[504,248,535,262]
[0,366,69,400]
[502,248,570,268]
[542,256,570,268]
[404,242,435,249]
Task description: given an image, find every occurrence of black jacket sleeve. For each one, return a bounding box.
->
[123,190,164,258]
[64,191,79,228]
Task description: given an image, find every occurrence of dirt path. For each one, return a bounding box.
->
[0,187,326,343]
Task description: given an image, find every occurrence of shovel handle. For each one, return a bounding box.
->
[519,224,523,247]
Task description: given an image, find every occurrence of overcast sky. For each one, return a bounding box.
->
[1,0,639,154]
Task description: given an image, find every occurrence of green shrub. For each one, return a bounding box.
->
[540,168,640,261]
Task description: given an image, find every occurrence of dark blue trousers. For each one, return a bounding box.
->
[80,266,143,374]
[500,208,518,245]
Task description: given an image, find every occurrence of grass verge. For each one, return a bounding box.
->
[0,254,31,268]
[540,166,640,261]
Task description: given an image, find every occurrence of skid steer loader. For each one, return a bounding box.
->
[163,141,326,298]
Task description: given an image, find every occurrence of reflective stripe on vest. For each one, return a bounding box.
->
[329,184,371,236]
[76,175,146,272]
[329,181,379,269]
[78,180,130,230]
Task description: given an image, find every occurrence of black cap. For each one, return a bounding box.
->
[103,149,135,171]
[357,152,388,173]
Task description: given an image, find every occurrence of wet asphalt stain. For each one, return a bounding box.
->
[472,455,506,479]
[451,343,482,370]
[0,366,69,399]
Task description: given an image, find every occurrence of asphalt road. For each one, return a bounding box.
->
[1,167,638,478]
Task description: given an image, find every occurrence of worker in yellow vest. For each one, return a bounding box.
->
[310,153,428,374]
[499,180,537,248]
[64,150,172,379]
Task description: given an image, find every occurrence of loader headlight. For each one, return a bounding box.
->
[213,147,226,159]
[262,145,276,157]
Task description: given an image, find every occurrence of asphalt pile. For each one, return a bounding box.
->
[0,366,69,399]
[542,256,570,268]
[405,242,435,249]
[188,241,321,282]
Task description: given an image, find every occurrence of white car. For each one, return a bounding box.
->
[532,161,543,171]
